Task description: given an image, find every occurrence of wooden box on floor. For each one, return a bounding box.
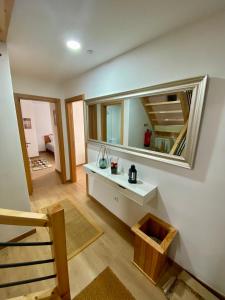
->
[132,213,177,285]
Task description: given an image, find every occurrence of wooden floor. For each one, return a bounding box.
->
[0,165,172,300]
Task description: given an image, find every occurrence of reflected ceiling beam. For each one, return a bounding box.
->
[0,0,14,42]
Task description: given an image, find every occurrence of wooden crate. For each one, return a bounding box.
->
[132,213,177,285]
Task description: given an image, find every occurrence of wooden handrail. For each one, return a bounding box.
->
[0,208,49,227]
[169,121,188,155]
[0,205,71,300]
[48,204,71,300]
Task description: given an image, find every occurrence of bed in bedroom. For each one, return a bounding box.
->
[44,134,55,153]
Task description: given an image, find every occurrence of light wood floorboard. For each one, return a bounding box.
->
[0,166,169,300]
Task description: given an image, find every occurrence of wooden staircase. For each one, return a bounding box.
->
[141,91,191,155]
[0,206,71,300]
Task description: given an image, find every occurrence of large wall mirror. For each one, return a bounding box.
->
[85,76,207,169]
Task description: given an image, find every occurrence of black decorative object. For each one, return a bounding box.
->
[128,165,137,184]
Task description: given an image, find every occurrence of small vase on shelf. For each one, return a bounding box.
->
[99,158,108,169]
[111,162,118,174]
[96,145,109,169]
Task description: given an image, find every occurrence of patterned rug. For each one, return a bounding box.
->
[31,158,52,171]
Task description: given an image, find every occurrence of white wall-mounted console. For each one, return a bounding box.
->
[84,163,157,206]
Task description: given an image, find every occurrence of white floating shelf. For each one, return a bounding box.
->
[84,163,157,206]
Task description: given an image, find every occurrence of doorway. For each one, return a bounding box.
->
[65,95,86,185]
[14,94,66,195]
[101,101,124,145]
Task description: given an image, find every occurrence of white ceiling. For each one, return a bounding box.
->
[7,0,225,83]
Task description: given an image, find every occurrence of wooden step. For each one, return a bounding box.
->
[152,119,184,125]
[154,131,179,138]
[152,118,184,121]
[145,100,180,106]
[149,110,182,115]
[8,288,61,299]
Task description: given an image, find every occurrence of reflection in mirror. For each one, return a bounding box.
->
[127,90,192,156]
[101,102,123,145]
[86,76,207,168]
[88,104,97,140]
[87,91,192,156]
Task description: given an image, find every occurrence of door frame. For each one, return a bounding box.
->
[14,93,67,195]
[100,100,124,145]
[65,94,87,183]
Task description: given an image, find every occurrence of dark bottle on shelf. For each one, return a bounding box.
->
[128,165,137,184]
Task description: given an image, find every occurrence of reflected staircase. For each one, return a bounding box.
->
[141,91,191,155]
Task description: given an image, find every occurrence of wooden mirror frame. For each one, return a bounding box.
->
[85,76,208,169]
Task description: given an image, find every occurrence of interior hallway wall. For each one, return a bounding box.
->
[127,98,151,149]
[106,104,121,144]
[33,101,53,152]
[50,103,61,171]
[20,100,39,157]
[0,43,31,241]
[63,10,225,296]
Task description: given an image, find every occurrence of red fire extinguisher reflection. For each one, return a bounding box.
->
[144,129,151,147]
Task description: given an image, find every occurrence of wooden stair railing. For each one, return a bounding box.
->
[0,205,71,300]
[141,91,191,154]
[169,121,188,155]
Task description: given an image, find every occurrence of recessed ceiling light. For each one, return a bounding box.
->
[66,40,81,50]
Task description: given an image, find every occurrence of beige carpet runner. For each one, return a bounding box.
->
[74,267,135,300]
[41,199,103,260]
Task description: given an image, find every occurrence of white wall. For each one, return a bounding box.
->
[0,43,31,241]
[72,101,85,165]
[21,100,39,157]
[127,98,151,148]
[33,101,53,152]
[63,11,225,295]
[12,75,64,99]
[50,103,61,171]
[20,100,60,169]
[106,104,121,144]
